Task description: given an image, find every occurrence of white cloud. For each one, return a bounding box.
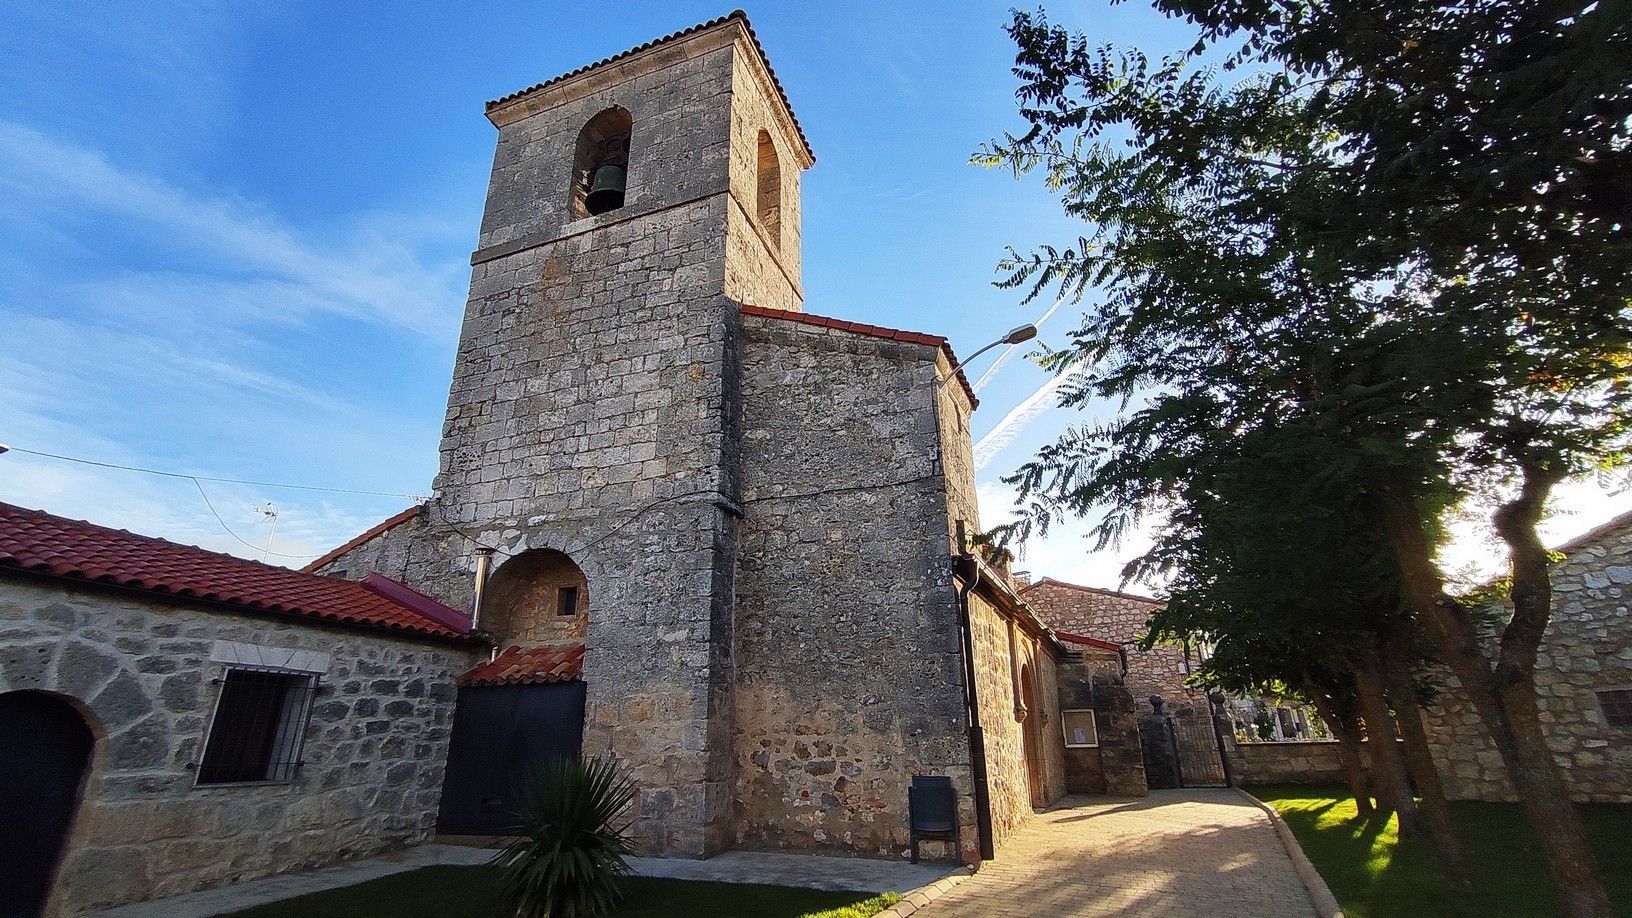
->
[0,121,466,337]
[0,121,455,564]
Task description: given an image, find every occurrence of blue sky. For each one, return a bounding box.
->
[2,2,1625,586]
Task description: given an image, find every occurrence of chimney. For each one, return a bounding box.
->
[1012,570,1032,587]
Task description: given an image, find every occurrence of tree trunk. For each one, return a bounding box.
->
[1380,632,1471,885]
[1381,484,1612,917]
[1309,689,1373,817]
[1353,655,1418,837]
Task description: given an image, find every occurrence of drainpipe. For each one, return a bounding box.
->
[470,546,497,661]
[954,552,996,862]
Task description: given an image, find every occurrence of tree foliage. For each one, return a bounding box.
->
[984,2,1630,912]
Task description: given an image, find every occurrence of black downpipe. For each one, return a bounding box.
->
[954,553,996,862]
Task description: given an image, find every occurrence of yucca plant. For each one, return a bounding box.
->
[491,755,638,918]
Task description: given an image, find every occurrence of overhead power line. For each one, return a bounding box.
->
[4,446,426,499]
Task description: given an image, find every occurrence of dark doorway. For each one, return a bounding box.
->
[435,682,587,835]
[0,691,95,918]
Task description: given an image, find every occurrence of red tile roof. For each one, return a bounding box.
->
[1056,631,1124,653]
[460,643,584,686]
[741,304,978,408]
[487,11,814,164]
[302,504,423,573]
[0,502,471,641]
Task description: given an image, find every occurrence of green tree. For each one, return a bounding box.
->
[983,4,1630,913]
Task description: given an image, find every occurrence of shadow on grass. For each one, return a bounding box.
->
[1249,784,1632,918]
[225,867,898,918]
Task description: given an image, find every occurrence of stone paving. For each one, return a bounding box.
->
[909,789,1319,918]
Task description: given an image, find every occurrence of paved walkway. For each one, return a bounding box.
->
[95,843,958,917]
[914,789,1319,918]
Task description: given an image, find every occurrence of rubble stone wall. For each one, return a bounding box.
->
[733,315,973,861]
[1422,518,1632,803]
[1022,581,1203,715]
[0,575,472,916]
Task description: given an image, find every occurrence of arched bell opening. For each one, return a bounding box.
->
[571,106,633,219]
[483,547,590,647]
[0,689,96,917]
[755,129,782,251]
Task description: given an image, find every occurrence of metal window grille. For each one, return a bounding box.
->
[1598,689,1632,729]
[1061,709,1098,748]
[557,585,579,617]
[196,668,316,784]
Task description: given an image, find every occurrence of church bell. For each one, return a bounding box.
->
[585,164,626,215]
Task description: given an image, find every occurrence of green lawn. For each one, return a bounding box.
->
[1249,785,1632,918]
[224,866,900,918]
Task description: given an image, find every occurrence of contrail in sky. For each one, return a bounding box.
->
[973,359,1092,471]
[972,292,1071,394]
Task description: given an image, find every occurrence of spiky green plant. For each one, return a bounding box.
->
[491,755,638,918]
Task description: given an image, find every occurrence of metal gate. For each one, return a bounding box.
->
[1139,711,1229,789]
[0,691,95,918]
[435,681,586,836]
[1169,713,1228,787]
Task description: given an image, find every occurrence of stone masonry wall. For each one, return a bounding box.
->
[1225,740,1351,786]
[317,39,763,857]
[1055,657,1147,797]
[724,46,804,313]
[967,592,1067,847]
[1022,580,1203,715]
[1422,517,1632,803]
[733,315,972,861]
[0,575,472,915]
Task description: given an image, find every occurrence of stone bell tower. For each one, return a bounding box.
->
[433,13,813,856]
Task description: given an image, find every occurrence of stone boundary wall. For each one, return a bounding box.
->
[1421,517,1632,803]
[1227,740,1352,786]
[0,575,473,915]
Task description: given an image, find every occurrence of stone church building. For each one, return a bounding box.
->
[1,13,1150,915]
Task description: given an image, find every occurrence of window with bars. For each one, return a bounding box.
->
[196,668,317,784]
[1061,709,1099,748]
[1597,689,1632,729]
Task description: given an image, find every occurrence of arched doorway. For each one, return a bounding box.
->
[0,691,94,918]
[1019,662,1046,808]
[483,547,590,646]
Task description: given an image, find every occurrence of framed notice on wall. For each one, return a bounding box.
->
[1061,709,1098,748]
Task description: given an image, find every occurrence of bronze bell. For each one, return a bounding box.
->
[585,164,626,215]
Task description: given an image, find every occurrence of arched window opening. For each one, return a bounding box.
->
[483,548,589,645]
[756,129,781,250]
[572,107,633,219]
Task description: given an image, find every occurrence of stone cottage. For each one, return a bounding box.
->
[1424,510,1632,803]
[0,502,479,915]
[2,12,1150,915]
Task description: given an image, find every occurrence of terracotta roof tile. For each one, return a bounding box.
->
[1056,631,1124,653]
[0,502,470,641]
[740,304,978,408]
[460,643,584,686]
[487,10,814,164]
[303,504,423,573]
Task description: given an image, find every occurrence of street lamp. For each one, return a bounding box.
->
[937,324,1038,387]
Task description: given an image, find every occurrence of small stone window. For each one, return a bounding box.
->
[755,129,781,250]
[557,585,579,617]
[196,668,317,784]
[572,106,633,219]
[1061,709,1099,748]
[1597,689,1632,729]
